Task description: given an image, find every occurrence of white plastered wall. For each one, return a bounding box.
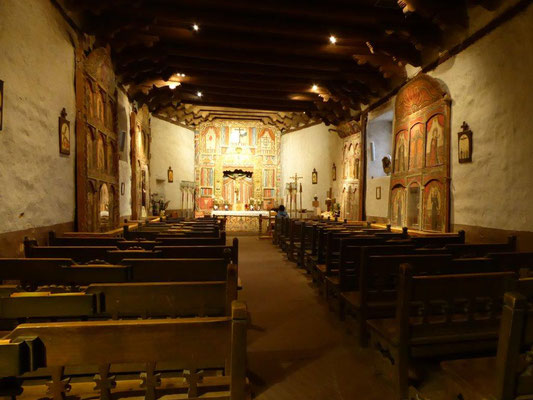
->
[0,0,76,233]
[150,117,195,210]
[365,114,393,219]
[280,124,344,211]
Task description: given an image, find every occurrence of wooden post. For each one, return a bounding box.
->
[299,183,303,219]
[230,301,248,400]
[496,292,526,400]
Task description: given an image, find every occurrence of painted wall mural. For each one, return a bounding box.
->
[195,121,281,211]
[390,74,451,232]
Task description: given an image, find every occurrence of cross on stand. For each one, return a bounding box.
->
[291,173,303,218]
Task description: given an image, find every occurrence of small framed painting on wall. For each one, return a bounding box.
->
[458,122,473,163]
[312,168,318,184]
[58,108,70,155]
[168,167,174,183]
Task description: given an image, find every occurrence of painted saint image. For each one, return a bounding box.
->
[409,124,424,170]
[459,134,470,160]
[205,127,216,152]
[391,187,405,227]
[60,122,70,154]
[394,131,408,172]
[426,115,445,167]
[424,182,442,231]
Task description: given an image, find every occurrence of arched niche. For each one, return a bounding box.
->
[390,185,407,228]
[390,74,451,232]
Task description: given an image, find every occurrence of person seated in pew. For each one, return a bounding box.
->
[275,205,288,218]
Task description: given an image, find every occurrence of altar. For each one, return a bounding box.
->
[212,210,271,232]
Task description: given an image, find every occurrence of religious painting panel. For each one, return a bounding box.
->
[76,45,119,231]
[394,130,409,173]
[422,179,446,232]
[407,182,421,229]
[425,114,446,168]
[390,185,407,228]
[409,123,424,171]
[390,74,450,232]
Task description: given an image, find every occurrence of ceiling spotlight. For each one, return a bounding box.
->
[168,82,180,90]
[312,84,318,92]
[193,24,199,31]
[181,73,186,77]
[197,91,203,97]
[329,35,337,44]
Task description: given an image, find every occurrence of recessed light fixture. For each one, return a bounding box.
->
[329,35,337,44]
[312,84,318,92]
[193,24,200,31]
[197,91,203,97]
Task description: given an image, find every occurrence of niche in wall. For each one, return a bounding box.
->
[390,74,451,232]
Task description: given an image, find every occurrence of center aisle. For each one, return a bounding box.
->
[234,235,395,400]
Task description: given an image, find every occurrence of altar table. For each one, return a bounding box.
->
[211,210,271,232]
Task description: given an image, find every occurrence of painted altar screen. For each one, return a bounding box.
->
[390,74,451,232]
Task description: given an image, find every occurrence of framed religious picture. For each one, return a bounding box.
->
[58,108,70,155]
[458,122,473,163]
[332,163,336,181]
[376,186,382,200]
[0,80,3,131]
[312,168,318,184]
[168,166,174,183]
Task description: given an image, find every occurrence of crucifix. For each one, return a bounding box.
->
[291,173,303,217]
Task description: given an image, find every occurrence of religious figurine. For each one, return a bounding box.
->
[382,156,392,175]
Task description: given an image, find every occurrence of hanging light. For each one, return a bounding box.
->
[168,82,180,90]
[312,84,319,92]
[197,91,203,97]
[193,24,200,31]
[329,35,337,45]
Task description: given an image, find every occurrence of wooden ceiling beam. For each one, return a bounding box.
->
[118,57,390,89]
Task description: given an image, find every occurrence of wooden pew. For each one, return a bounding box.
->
[0,259,129,288]
[24,240,117,264]
[0,301,248,400]
[409,230,466,247]
[367,265,516,400]
[488,251,533,276]
[0,258,236,290]
[48,232,158,250]
[121,258,232,283]
[316,234,382,294]
[0,275,237,326]
[444,236,516,258]
[156,237,239,264]
[334,244,417,321]
[440,280,533,400]
[298,222,315,268]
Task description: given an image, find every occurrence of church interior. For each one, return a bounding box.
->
[0,0,532,399]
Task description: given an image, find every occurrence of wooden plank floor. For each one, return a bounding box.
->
[237,236,399,400]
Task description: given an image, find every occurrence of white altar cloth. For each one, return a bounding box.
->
[211,210,270,217]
